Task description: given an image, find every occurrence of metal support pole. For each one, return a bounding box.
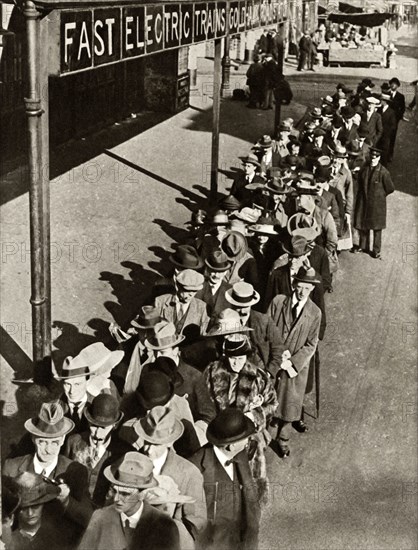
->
[24,0,51,375]
[210,38,222,204]
[221,34,231,98]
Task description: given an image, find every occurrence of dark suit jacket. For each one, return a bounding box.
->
[58,394,94,435]
[390,90,405,121]
[3,453,93,544]
[338,123,359,145]
[78,502,180,550]
[230,173,265,206]
[354,163,395,230]
[361,111,383,145]
[177,358,216,423]
[246,309,282,376]
[190,445,260,550]
[195,280,232,319]
[378,106,397,162]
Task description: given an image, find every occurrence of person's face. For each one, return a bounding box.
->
[177,287,196,304]
[228,355,247,373]
[111,485,142,516]
[155,346,179,362]
[367,103,375,113]
[19,504,43,528]
[370,154,380,166]
[255,234,269,245]
[314,135,324,148]
[243,162,256,176]
[279,130,290,140]
[234,305,251,322]
[338,98,347,108]
[333,157,344,168]
[33,436,64,464]
[228,436,250,456]
[390,81,398,91]
[290,144,300,155]
[141,442,169,461]
[353,113,361,126]
[89,424,114,445]
[294,281,315,301]
[358,136,366,145]
[63,376,88,403]
[207,268,226,285]
[290,254,308,271]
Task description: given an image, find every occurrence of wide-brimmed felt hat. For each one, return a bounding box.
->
[143,474,195,505]
[14,472,60,508]
[265,178,293,195]
[208,210,229,226]
[56,343,123,380]
[134,406,184,445]
[252,191,275,212]
[204,308,252,337]
[221,231,247,259]
[146,356,184,389]
[304,121,316,131]
[223,333,252,356]
[24,401,74,438]
[2,477,21,517]
[104,452,157,489]
[228,219,247,236]
[255,134,274,148]
[205,250,233,272]
[135,371,175,410]
[282,235,312,257]
[145,321,185,351]
[225,281,260,308]
[84,394,123,427]
[310,107,323,120]
[248,219,278,235]
[277,122,291,132]
[175,269,204,291]
[219,195,242,212]
[131,305,162,330]
[321,95,334,106]
[169,245,203,270]
[287,213,320,242]
[293,265,321,285]
[346,141,361,156]
[331,144,348,159]
[240,154,260,168]
[206,408,255,446]
[233,207,261,224]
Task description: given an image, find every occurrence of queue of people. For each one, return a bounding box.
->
[1,74,400,550]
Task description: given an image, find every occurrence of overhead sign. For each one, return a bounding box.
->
[60,0,285,74]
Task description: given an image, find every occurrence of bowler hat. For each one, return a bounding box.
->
[282,235,312,257]
[293,266,321,285]
[357,125,369,138]
[134,406,184,445]
[219,195,242,212]
[169,245,203,270]
[225,281,260,308]
[175,269,204,291]
[321,95,334,106]
[322,105,335,117]
[24,402,74,438]
[14,472,60,508]
[143,475,195,505]
[313,128,326,137]
[145,321,185,351]
[104,452,157,489]
[315,165,332,181]
[205,250,233,272]
[135,371,175,410]
[389,77,400,87]
[131,305,162,330]
[223,333,252,356]
[206,408,255,446]
[340,106,355,119]
[204,308,252,337]
[147,356,184,388]
[84,394,123,427]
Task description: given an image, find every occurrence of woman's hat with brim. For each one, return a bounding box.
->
[134,406,184,446]
[84,394,123,428]
[131,305,162,330]
[225,282,260,308]
[248,222,278,235]
[206,408,255,446]
[24,401,74,438]
[135,371,175,411]
[145,321,185,351]
[143,475,195,505]
[205,308,253,337]
[14,472,60,508]
[282,235,313,257]
[146,356,184,389]
[293,266,321,285]
[104,452,157,489]
[205,250,233,272]
[56,343,123,380]
[169,245,204,270]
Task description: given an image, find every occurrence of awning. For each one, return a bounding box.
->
[328,11,393,26]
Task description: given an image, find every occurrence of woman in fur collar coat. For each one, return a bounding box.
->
[204,334,277,500]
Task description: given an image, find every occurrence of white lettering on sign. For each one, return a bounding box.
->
[154,12,163,44]
[240,5,246,28]
[78,21,91,61]
[201,9,207,35]
[194,10,201,35]
[164,10,180,43]
[146,13,153,45]
[215,7,226,32]
[171,11,179,41]
[105,19,115,55]
[229,6,239,29]
[125,16,134,50]
[206,8,213,34]
[183,11,191,38]
[64,22,76,63]
[94,20,105,55]
[136,16,144,48]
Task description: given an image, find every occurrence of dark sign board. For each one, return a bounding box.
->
[60,0,284,74]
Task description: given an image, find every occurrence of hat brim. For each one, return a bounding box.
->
[239,157,261,168]
[136,384,175,411]
[206,416,255,446]
[21,485,60,508]
[293,275,321,285]
[134,417,184,446]
[144,334,185,351]
[54,371,89,381]
[84,409,124,428]
[282,244,312,257]
[145,494,195,505]
[265,186,292,195]
[204,259,232,272]
[169,255,204,270]
[24,417,75,438]
[204,326,253,337]
[248,225,278,235]
[225,289,260,308]
[131,317,162,330]
[103,465,158,489]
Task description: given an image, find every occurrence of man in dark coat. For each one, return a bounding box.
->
[77,452,180,550]
[378,93,398,166]
[189,409,260,550]
[361,96,383,146]
[3,402,93,546]
[297,32,311,71]
[246,58,265,109]
[388,77,405,161]
[262,54,280,110]
[354,147,395,259]
[230,154,265,207]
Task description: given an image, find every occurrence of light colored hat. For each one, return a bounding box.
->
[205,308,253,337]
[57,343,124,380]
[25,401,74,438]
[143,475,195,505]
[248,222,278,235]
[240,154,261,167]
[104,451,157,489]
[366,96,381,105]
[134,406,184,445]
[228,219,247,236]
[225,282,260,308]
[209,210,229,226]
[234,207,261,224]
[287,213,320,242]
[145,321,185,350]
[175,269,204,291]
